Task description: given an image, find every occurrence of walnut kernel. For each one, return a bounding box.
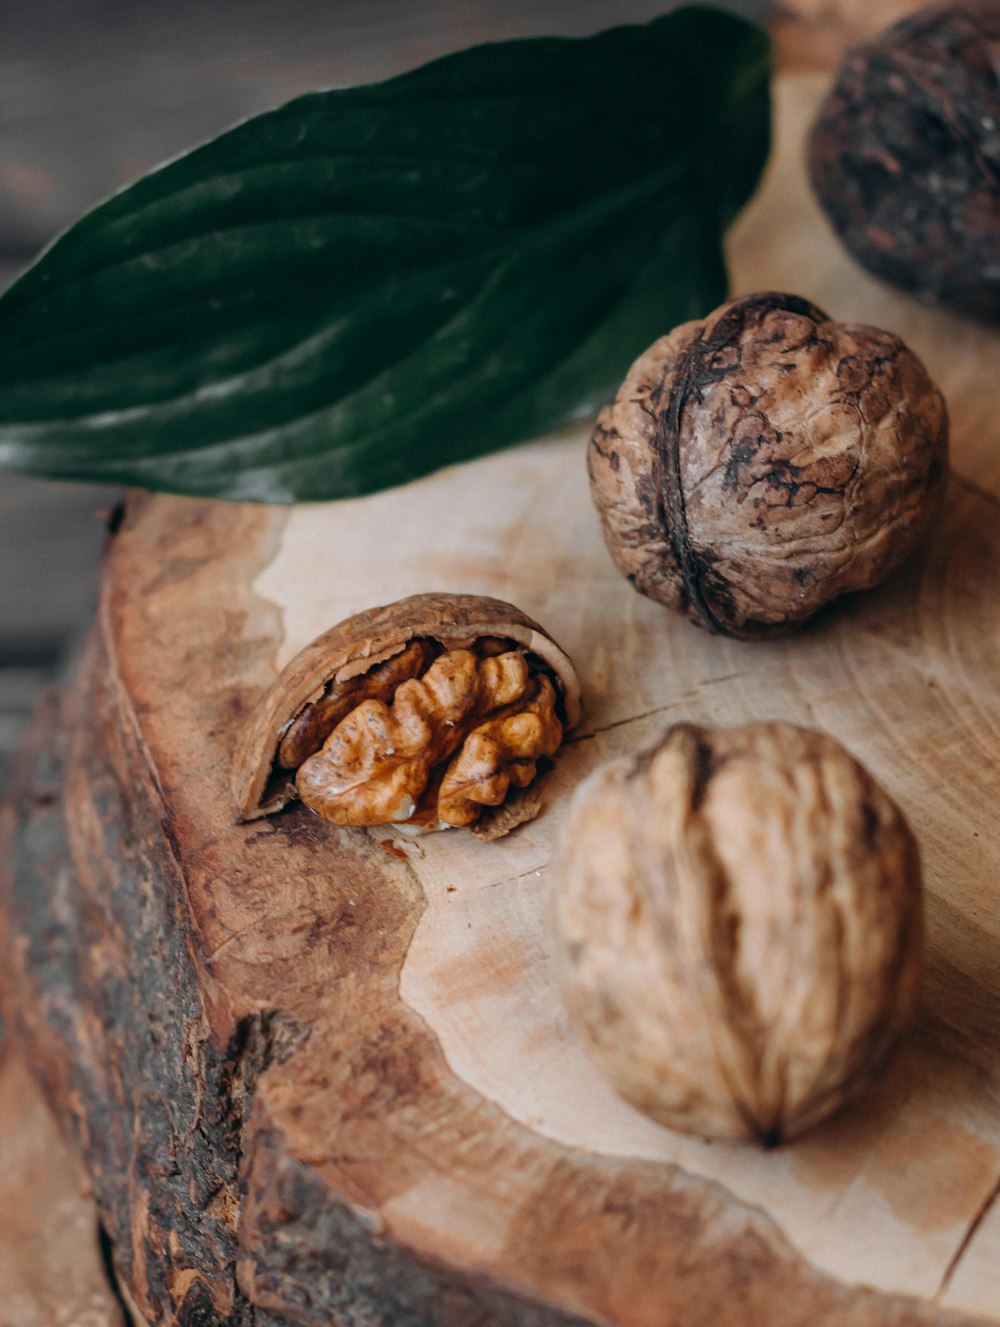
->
[589,292,948,638]
[550,721,924,1143]
[234,593,580,838]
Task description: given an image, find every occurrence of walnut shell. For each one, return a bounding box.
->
[808,4,1000,321]
[550,722,924,1144]
[588,292,948,638]
[234,592,581,837]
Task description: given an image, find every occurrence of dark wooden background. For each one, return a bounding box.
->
[0,0,769,799]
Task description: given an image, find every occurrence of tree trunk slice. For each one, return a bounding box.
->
[4,64,1000,1327]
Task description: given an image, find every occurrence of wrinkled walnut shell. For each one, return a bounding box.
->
[808,4,1000,321]
[234,592,581,837]
[589,292,948,638]
[550,721,924,1144]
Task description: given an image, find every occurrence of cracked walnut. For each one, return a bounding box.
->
[234,593,580,838]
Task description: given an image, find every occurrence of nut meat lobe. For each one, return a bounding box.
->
[233,592,580,837]
[277,640,436,770]
[589,292,948,637]
[550,721,924,1143]
[296,649,562,829]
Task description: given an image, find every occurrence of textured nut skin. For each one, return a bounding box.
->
[588,292,948,638]
[808,4,1000,322]
[550,722,924,1144]
[233,592,580,835]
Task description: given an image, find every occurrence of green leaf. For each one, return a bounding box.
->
[0,7,770,503]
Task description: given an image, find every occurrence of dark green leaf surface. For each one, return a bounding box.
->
[0,7,770,502]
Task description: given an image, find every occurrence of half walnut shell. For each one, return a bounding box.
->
[233,592,581,840]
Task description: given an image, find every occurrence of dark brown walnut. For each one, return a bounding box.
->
[234,592,581,838]
[549,721,924,1144]
[808,3,1000,321]
[588,292,948,638]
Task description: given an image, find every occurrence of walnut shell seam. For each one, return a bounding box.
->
[653,292,832,638]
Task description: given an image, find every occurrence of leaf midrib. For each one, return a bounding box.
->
[0,158,688,381]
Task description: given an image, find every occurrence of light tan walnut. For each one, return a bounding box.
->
[233,593,580,838]
[589,291,948,638]
[550,721,924,1144]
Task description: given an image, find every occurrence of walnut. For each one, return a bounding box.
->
[808,4,1000,321]
[234,593,580,837]
[549,722,924,1144]
[588,292,948,638]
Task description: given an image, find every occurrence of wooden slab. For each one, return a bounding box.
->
[4,61,1000,1327]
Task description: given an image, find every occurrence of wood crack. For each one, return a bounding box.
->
[485,864,548,889]
[568,701,687,744]
[935,1169,1000,1299]
[568,675,751,744]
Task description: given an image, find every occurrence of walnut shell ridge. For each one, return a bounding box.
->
[233,591,581,825]
[588,292,948,638]
[549,721,924,1144]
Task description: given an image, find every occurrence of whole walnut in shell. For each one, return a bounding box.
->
[808,4,1000,321]
[234,593,580,840]
[589,292,948,638]
[550,722,924,1144]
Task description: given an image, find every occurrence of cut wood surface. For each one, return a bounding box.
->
[4,55,1000,1327]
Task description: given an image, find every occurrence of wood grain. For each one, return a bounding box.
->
[3,51,1000,1327]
